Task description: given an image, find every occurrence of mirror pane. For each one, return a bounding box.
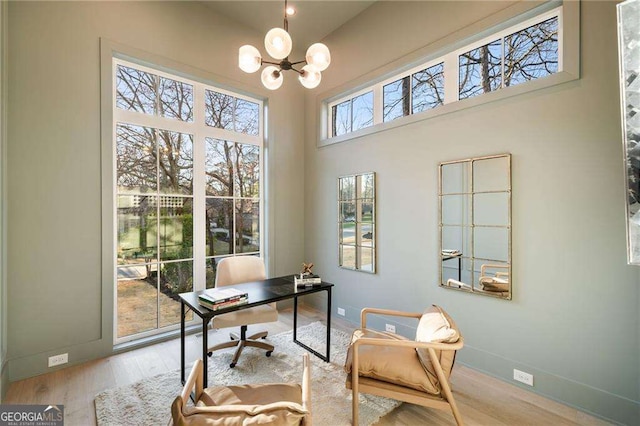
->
[442,225,471,258]
[341,223,355,244]
[359,224,374,247]
[360,173,375,198]
[359,199,374,223]
[442,194,471,225]
[360,247,375,272]
[441,162,470,194]
[474,192,509,226]
[474,226,509,262]
[340,202,356,223]
[340,176,356,200]
[340,245,356,269]
[473,157,509,192]
[442,256,472,287]
[473,260,510,296]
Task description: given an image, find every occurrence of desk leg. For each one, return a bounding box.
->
[326,286,331,362]
[293,295,298,342]
[180,301,186,385]
[292,288,331,363]
[202,318,209,389]
[458,256,462,282]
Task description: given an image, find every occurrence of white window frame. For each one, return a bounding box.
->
[320,2,571,146]
[112,58,264,344]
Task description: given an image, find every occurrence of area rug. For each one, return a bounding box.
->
[95,322,400,425]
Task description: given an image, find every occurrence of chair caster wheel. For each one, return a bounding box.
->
[266,351,272,357]
[230,362,236,368]
[207,352,212,357]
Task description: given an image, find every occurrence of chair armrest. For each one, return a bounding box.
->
[352,335,464,352]
[180,359,204,413]
[360,307,422,328]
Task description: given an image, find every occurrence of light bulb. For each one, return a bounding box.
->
[305,43,331,71]
[286,6,296,16]
[264,28,292,60]
[238,45,261,73]
[299,64,321,89]
[273,37,284,50]
[261,66,283,90]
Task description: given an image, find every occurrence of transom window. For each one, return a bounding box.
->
[326,5,561,139]
[113,59,263,343]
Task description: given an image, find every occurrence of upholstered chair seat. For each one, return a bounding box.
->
[171,354,312,426]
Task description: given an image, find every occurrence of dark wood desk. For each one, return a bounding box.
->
[442,253,463,281]
[179,277,334,387]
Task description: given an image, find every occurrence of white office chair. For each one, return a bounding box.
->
[207,256,279,368]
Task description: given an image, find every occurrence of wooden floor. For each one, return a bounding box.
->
[4,306,611,426]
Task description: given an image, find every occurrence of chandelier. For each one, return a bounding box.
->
[238,0,331,90]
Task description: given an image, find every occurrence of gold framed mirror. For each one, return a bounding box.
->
[339,172,376,273]
[439,154,511,299]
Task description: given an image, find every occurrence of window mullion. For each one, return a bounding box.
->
[155,127,161,330]
[443,52,459,104]
[501,37,506,89]
[373,85,383,125]
[192,84,207,291]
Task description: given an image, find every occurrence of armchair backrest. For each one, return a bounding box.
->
[216,256,266,287]
[415,305,461,393]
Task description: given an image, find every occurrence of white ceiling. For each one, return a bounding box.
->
[202,1,376,53]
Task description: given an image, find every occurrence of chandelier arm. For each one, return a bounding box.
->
[261,60,281,66]
[290,60,307,66]
[289,66,303,75]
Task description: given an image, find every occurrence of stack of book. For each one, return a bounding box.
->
[294,274,322,288]
[198,287,248,311]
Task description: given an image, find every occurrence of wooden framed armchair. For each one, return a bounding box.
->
[171,353,312,426]
[478,263,510,294]
[344,305,464,425]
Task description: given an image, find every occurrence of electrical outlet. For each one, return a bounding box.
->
[513,369,534,386]
[385,324,396,333]
[48,353,68,368]
[337,307,345,316]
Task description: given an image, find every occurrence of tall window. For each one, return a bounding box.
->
[113,59,263,342]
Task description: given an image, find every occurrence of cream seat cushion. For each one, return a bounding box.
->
[211,304,278,329]
[415,305,460,395]
[344,328,438,394]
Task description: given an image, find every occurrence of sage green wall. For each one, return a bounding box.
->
[7,1,305,381]
[304,1,639,424]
